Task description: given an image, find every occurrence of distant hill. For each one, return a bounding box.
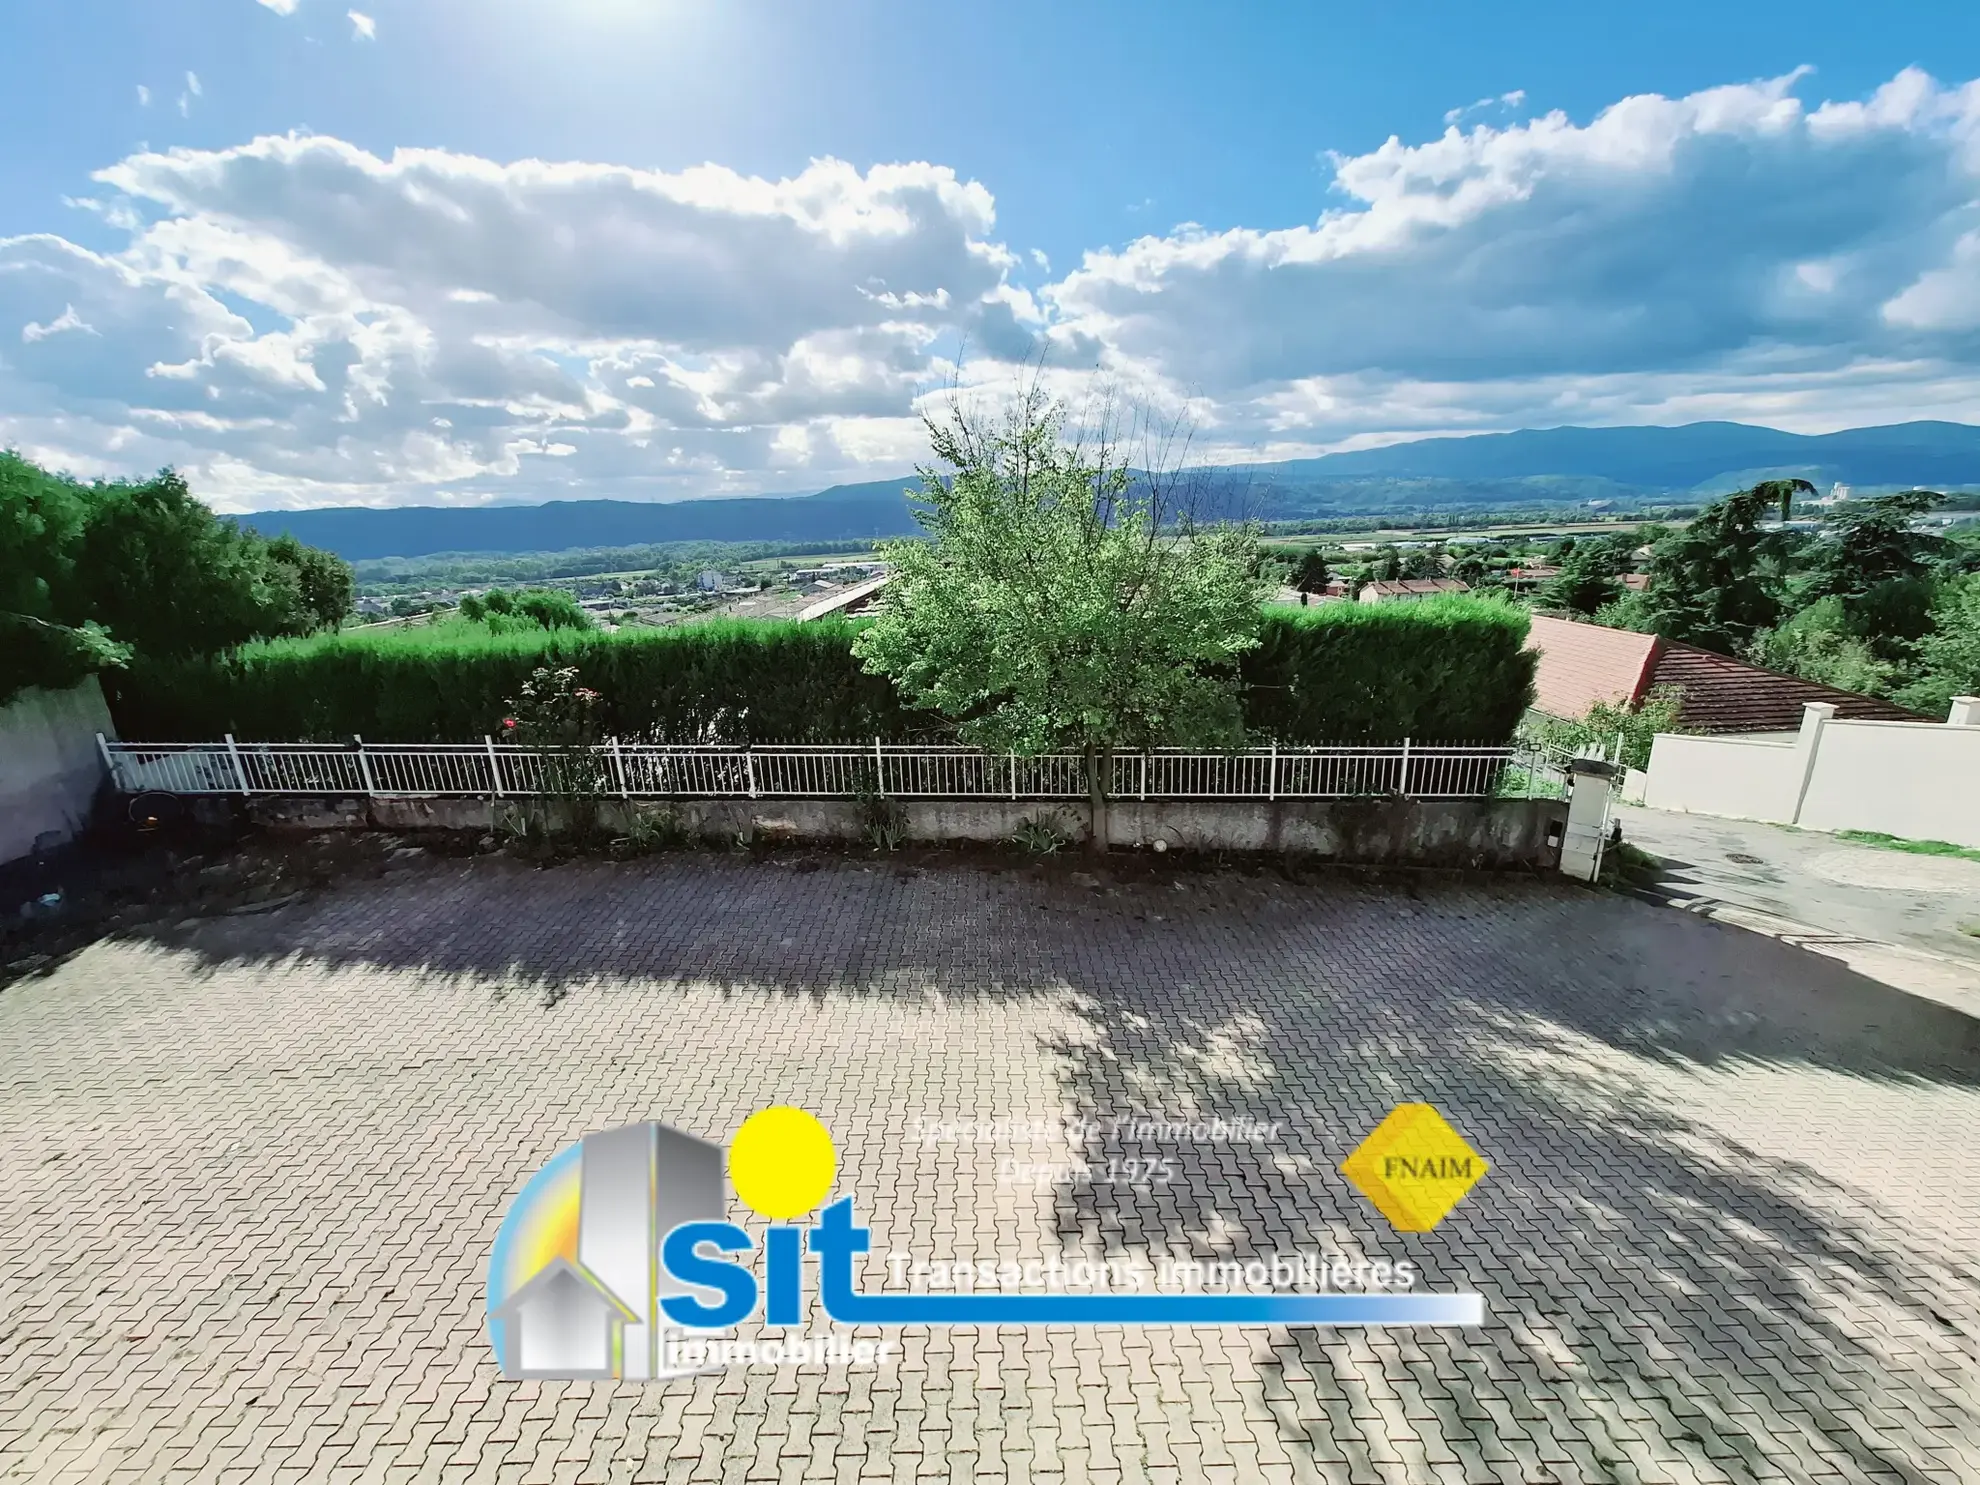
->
[1254,420,1980,489]
[238,420,1980,560]
[239,489,924,563]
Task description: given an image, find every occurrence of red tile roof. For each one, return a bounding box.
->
[1525,613,1659,719]
[1644,644,1923,732]
[1524,612,1926,732]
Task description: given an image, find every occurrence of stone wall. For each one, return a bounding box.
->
[235,794,1568,870]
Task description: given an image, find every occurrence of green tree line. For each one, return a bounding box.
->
[1,452,355,705]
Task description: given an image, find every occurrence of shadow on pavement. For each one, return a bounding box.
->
[69,853,1980,1479]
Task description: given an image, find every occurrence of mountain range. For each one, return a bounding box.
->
[239,420,1980,561]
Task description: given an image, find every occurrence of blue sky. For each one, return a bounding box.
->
[5,0,1980,509]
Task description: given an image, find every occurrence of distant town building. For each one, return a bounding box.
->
[1500,565,1562,590]
[696,570,727,592]
[1356,578,1472,603]
[798,573,891,622]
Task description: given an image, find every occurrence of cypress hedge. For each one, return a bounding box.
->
[1237,596,1536,743]
[108,598,1535,745]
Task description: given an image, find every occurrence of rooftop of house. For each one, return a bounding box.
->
[1361,578,1471,596]
[1524,612,1925,733]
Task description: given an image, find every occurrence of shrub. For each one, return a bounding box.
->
[109,617,923,743]
[1524,683,1687,772]
[1238,596,1534,743]
[109,598,1534,745]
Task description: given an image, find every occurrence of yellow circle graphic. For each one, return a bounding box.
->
[728,1106,837,1220]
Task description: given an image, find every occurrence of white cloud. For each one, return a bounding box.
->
[185,71,202,96]
[255,0,300,13]
[22,304,97,343]
[1444,89,1528,127]
[0,138,1010,508]
[348,9,375,40]
[1041,67,1980,459]
[12,68,1980,508]
[136,85,150,108]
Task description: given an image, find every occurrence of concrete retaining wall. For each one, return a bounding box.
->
[1,676,115,865]
[235,794,1568,869]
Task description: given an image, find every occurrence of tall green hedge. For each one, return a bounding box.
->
[1238,596,1536,743]
[107,619,922,744]
[108,598,1535,745]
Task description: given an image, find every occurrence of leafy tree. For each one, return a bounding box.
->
[0,452,132,699]
[0,453,353,702]
[1800,490,1948,601]
[265,534,355,633]
[511,589,594,630]
[1895,573,1980,717]
[1536,532,1636,615]
[1292,549,1332,593]
[1591,590,1653,633]
[1253,549,1295,588]
[1528,684,1688,772]
[68,470,286,659]
[1635,479,1810,655]
[1451,553,1488,586]
[1747,597,1899,696]
[854,386,1262,851]
[459,587,594,630]
[1398,549,1440,580]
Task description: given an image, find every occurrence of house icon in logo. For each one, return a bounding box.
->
[489,1256,639,1379]
[487,1120,725,1381]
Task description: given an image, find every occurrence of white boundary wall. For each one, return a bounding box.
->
[0,676,116,864]
[1643,697,1980,847]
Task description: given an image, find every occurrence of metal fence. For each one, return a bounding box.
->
[99,735,1562,802]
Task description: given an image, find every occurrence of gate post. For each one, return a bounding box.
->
[1559,758,1619,882]
[225,733,251,795]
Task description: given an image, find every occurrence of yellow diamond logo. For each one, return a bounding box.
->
[1341,1103,1488,1232]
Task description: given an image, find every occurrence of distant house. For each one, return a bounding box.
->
[696,570,727,593]
[1501,565,1561,591]
[1524,612,1923,735]
[1357,578,1471,603]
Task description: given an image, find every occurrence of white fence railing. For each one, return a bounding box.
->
[99,735,1561,802]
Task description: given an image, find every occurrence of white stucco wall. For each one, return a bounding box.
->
[1641,732,1799,823]
[1797,719,1980,848]
[0,676,115,864]
[1642,701,1980,849]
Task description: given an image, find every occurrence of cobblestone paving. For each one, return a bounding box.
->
[4,853,1980,1484]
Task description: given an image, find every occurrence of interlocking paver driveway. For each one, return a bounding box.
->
[4,853,1979,1484]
